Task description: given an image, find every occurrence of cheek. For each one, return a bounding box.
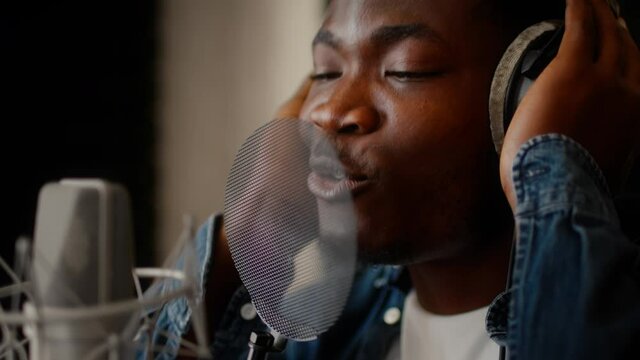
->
[299,97,314,121]
[299,86,327,121]
[377,82,493,186]
[380,87,475,153]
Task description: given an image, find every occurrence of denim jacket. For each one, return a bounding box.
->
[138,134,640,360]
[485,134,640,359]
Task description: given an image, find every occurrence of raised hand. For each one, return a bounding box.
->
[500,0,640,209]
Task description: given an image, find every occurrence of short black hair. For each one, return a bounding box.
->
[494,0,566,33]
[497,0,639,44]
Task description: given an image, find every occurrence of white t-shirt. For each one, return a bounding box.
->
[385,290,499,360]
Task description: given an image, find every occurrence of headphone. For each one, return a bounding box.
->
[489,20,563,154]
[488,0,622,155]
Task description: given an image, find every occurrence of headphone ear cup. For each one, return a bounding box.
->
[489,20,562,155]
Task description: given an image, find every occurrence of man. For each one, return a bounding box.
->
[140,0,640,359]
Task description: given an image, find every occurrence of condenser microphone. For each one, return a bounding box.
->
[30,179,136,360]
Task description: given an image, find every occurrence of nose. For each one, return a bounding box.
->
[308,82,381,136]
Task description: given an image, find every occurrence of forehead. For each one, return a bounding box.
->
[323,0,493,44]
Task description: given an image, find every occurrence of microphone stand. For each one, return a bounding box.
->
[246,330,287,360]
[499,232,517,360]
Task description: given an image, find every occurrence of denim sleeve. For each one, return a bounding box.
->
[135,214,219,360]
[507,134,640,360]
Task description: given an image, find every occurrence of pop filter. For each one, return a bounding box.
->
[224,119,357,346]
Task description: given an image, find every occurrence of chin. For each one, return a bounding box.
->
[355,227,417,265]
[357,248,414,265]
[355,222,471,266]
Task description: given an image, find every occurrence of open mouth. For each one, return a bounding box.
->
[307,156,370,201]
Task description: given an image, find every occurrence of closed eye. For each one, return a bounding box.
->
[310,72,342,81]
[385,71,441,81]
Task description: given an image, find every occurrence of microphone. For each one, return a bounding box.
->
[0,178,212,359]
[30,179,135,360]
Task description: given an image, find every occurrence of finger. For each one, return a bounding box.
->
[591,0,624,70]
[559,0,597,62]
[274,77,313,119]
[619,18,640,79]
[604,0,621,18]
[617,16,627,32]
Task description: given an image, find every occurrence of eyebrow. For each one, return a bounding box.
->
[312,30,340,49]
[371,23,445,47]
[312,23,446,50]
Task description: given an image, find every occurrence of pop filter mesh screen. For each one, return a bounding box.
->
[224,119,356,341]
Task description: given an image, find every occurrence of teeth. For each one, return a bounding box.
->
[333,169,346,180]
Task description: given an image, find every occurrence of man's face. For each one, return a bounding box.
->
[300,0,512,264]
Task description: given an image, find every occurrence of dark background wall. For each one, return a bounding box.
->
[0,1,637,286]
[1,1,157,277]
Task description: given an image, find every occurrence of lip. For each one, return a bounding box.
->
[307,157,371,201]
